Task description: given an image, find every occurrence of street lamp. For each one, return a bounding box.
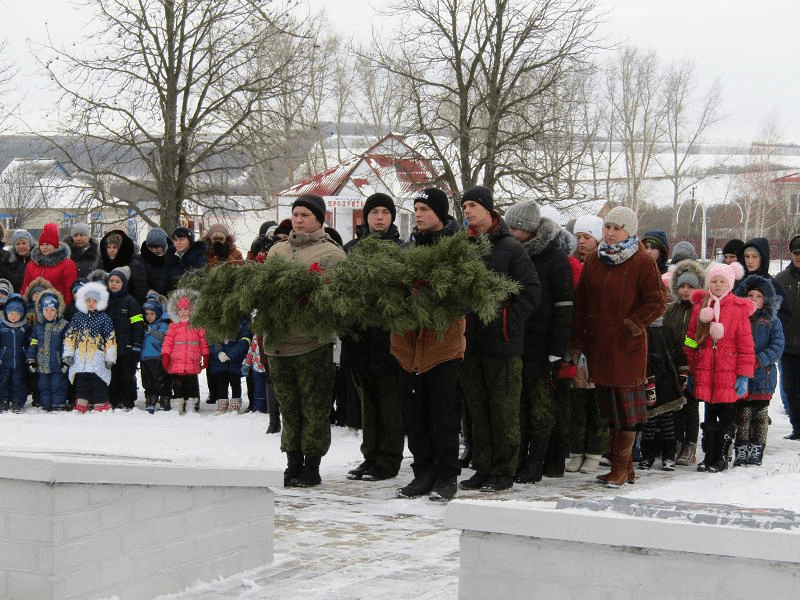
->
[677,190,709,263]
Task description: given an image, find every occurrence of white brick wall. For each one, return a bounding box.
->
[446,501,800,600]
[0,452,282,600]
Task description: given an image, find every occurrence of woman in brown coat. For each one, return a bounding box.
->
[572,207,666,487]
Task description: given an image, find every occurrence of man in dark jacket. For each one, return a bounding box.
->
[159,227,208,294]
[774,234,800,439]
[738,237,791,326]
[64,223,100,280]
[457,186,540,493]
[342,193,404,482]
[505,200,575,483]
[139,228,173,293]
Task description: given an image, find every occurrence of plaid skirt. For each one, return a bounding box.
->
[598,384,648,429]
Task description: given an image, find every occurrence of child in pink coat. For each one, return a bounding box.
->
[684,262,755,472]
[161,289,209,415]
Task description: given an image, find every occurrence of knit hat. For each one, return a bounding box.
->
[71,223,91,237]
[705,261,743,298]
[504,201,542,233]
[39,223,60,247]
[722,238,744,257]
[292,194,327,225]
[572,215,603,243]
[206,223,230,240]
[670,241,698,263]
[362,193,396,223]
[540,204,562,225]
[604,207,638,236]
[0,279,12,298]
[10,229,34,248]
[675,270,701,290]
[145,228,169,249]
[109,265,131,287]
[4,295,25,317]
[790,235,800,252]
[39,292,59,312]
[642,230,669,256]
[71,279,87,296]
[142,294,164,320]
[172,226,194,242]
[461,185,494,213]
[413,188,450,226]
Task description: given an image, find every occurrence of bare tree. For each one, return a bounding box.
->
[351,46,413,140]
[0,39,21,134]
[372,0,602,213]
[605,46,666,215]
[35,0,305,232]
[736,117,784,239]
[655,58,723,238]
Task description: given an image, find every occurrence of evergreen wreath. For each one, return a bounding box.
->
[182,231,522,346]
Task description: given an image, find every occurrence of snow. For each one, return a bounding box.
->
[4,378,800,599]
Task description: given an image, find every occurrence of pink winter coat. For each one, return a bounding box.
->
[161,320,209,375]
[684,289,756,404]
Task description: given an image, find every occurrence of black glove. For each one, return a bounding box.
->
[679,373,689,391]
[27,360,37,374]
[105,361,114,370]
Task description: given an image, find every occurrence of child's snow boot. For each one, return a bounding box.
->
[747,442,765,466]
[173,397,186,415]
[228,398,242,414]
[73,398,89,413]
[733,442,750,467]
[214,398,229,415]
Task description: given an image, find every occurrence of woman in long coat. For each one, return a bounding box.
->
[572,207,666,487]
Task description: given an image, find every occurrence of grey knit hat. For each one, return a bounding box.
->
[604,206,638,236]
[504,201,542,233]
[71,223,91,237]
[145,228,169,249]
[670,241,698,264]
[10,229,34,247]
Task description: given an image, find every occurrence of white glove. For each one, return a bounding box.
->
[218,351,230,363]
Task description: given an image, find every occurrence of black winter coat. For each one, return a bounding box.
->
[519,218,575,376]
[464,216,540,357]
[105,292,144,360]
[64,236,101,280]
[159,240,208,293]
[340,224,402,369]
[5,249,29,293]
[99,230,149,306]
[139,239,174,293]
[646,316,686,417]
[774,260,800,356]
[738,237,792,326]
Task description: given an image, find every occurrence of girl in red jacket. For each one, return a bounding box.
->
[684,262,755,473]
[161,289,209,415]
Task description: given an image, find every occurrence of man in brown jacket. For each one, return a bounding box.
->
[391,188,466,502]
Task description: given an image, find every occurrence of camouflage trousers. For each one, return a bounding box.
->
[458,353,523,477]
[567,387,609,456]
[269,344,336,458]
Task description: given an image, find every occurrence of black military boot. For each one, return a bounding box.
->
[284,451,304,487]
[290,455,322,487]
[515,437,549,484]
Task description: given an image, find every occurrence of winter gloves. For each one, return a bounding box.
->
[218,351,230,363]
[27,360,37,374]
[62,356,74,373]
[735,375,748,396]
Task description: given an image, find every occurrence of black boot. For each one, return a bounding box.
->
[709,428,735,473]
[697,423,717,472]
[397,468,436,498]
[145,392,156,414]
[159,395,171,411]
[290,455,322,487]
[637,437,657,470]
[660,438,676,471]
[284,451,303,487]
[515,437,549,484]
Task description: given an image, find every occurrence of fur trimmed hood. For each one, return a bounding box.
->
[29,242,71,267]
[23,276,56,305]
[734,274,782,321]
[35,288,66,322]
[669,259,706,299]
[167,288,200,318]
[75,281,109,313]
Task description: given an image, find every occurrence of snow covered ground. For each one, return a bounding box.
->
[3,384,800,599]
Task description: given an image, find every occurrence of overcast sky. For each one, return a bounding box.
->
[3,0,797,143]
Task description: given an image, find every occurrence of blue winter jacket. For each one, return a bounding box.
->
[735,274,786,397]
[141,318,170,360]
[207,319,252,375]
[27,318,69,373]
[0,318,32,372]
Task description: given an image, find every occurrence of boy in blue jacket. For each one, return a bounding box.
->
[0,295,33,413]
[140,292,171,413]
[26,290,69,411]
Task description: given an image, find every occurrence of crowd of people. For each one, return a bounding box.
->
[0,190,798,503]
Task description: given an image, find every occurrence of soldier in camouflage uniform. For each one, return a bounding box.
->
[264,194,346,487]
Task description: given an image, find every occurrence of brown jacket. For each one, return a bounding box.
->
[573,244,666,388]
[391,318,466,374]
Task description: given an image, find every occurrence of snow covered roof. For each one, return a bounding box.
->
[277,134,442,200]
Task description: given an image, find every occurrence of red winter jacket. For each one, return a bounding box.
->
[21,243,79,305]
[161,320,209,375]
[684,289,756,404]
